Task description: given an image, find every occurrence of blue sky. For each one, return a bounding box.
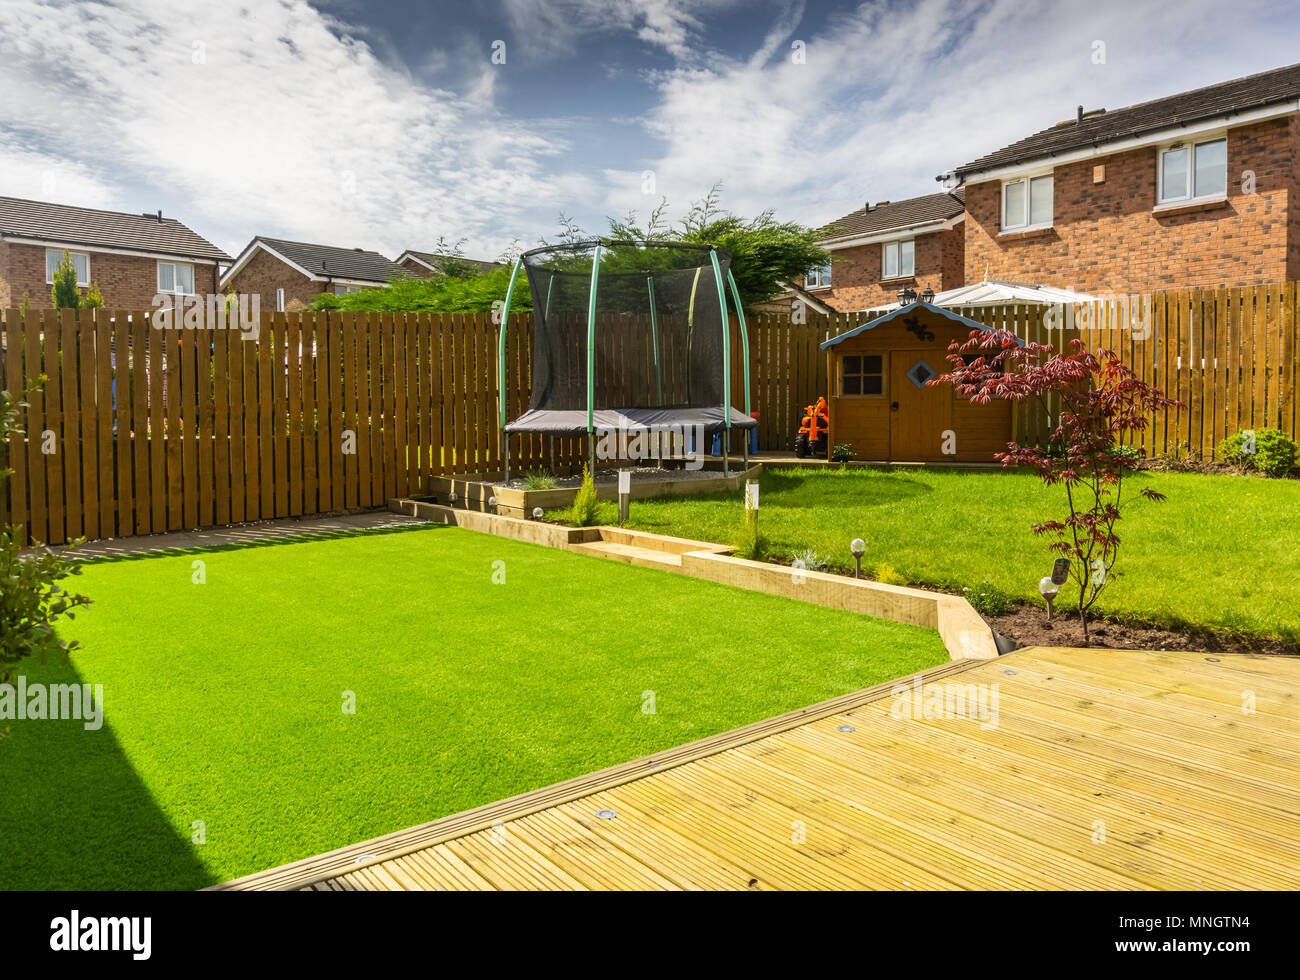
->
[3,0,1300,261]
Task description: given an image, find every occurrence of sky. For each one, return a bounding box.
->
[3,0,1300,262]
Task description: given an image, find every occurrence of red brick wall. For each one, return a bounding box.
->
[808,225,965,311]
[223,247,322,312]
[0,242,221,310]
[398,256,432,279]
[963,116,1296,294]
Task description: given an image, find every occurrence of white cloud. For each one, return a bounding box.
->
[0,0,591,259]
[611,0,1300,227]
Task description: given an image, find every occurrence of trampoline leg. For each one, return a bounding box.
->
[504,436,510,485]
[723,431,730,479]
[549,439,555,476]
[743,436,750,469]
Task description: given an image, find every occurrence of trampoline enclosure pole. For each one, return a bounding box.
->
[586,244,602,472]
[647,276,663,406]
[498,257,523,483]
[708,249,731,478]
[726,269,752,463]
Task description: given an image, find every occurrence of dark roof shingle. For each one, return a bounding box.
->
[0,195,231,261]
[955,62,1300,177]
[817,190,965,242]
[256,237,404,282]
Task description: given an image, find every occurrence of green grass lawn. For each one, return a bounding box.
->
[0,524,946,890]
[581,466,1300,644]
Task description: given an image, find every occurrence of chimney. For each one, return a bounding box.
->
[1076,104,1083,124]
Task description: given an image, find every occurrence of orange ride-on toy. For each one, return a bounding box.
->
[794,396,829,458]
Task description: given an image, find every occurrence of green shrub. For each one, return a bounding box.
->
[0,382,92,703]
[732,510,769,561]
[567,465,600,526]
[872,563,905,586]
[521,470,557,491]
[1219,428,1298,477]
[962,581,1015,617]
[831,443,853,463]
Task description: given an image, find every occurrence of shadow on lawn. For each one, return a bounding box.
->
[0,658,212,890]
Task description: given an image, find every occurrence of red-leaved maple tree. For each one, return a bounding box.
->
[931,329,1181,645]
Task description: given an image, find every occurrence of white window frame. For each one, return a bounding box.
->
[805,261,831,289]
[276,288,285,312]
[1157,134,1227,206]
[882,239,915,279]
[157,260,196,295]
[45,249,90,287]
[1001,170,1054,232]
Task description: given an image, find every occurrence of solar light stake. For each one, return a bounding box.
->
[850,537,866,579]
[1039,576,1059,620]
[617,469,631,524]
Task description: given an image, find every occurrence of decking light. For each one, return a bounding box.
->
[850,537,866,579]
[596,809,617,820]
[837,724,855,733]
[354,854,378,864]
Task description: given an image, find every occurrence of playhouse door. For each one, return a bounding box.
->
[889,350,951,461]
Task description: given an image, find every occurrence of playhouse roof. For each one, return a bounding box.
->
[820,300,996,349]
[862,279,1096,313]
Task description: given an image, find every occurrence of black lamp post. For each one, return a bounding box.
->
[921,286,935,303]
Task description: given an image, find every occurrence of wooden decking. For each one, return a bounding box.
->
[219,646,1300,891]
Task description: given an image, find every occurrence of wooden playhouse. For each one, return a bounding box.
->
[820,298,1015,462]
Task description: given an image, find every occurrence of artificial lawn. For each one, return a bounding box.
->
[589,466,1300,644]
[0,524,947,890]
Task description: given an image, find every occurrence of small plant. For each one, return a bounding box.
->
[81,282,105,310]
[872,563,905,586]
[567,464,600,526]
[731,508,768,561]
[50,251,82,310]
[790,547,826,572]
[935,332,1180,645]
[962,581,1015,617]
[830,442,853,463]
[1107,444,1142,469]
[521,470,558,491]
[1219,428,1297,478]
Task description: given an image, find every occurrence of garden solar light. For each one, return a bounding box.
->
[850,537,866,579]
[532,507,543,520]
[1039,576,1059,619]
[448,491,458,507]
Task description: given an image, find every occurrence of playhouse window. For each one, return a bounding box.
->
[841,354,883,396]
[1158,137,1226,204]
[1002,174,1053,230]
[882,239,914,279]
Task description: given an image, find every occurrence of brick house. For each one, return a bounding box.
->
[803,191,966,312]
[395,249,502,278]
[220,237,406,312]
[948,62,1300,294]
[0,196,230,309]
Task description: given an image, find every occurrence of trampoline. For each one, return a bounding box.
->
[497,240,755,479]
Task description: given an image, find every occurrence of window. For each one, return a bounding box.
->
[45,249,90,286]
[805,261,831,288]
[157,261,195,294]
[1158,137,1226,204]
[841,354,883,396]
[1002,173,1053,230]
[276,288,285,312]
[882,239,914,279]
[333,284,362,296]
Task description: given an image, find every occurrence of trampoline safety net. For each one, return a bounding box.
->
[501,240,755,440]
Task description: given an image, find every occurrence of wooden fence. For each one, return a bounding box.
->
[2,282,1298,545]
